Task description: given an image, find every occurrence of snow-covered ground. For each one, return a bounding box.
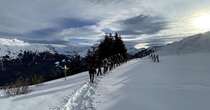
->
[1,52,210,110]
[0,52,210,110]
[93,53,210,110]
[0,72,89,110]
[1,34,210,110]
[63,32,210,110]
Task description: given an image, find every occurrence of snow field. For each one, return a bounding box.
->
[1,52,210,110]
[93,53,210,110]
[0,72,89,110]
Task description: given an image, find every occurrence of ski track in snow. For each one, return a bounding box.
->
[61,61,136,110]
[62,76,104,110]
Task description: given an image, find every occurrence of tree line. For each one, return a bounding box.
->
[0,32,157,89]
[86,32,128,83]
[0,51,87,86]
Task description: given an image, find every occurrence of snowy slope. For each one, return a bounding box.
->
[1,35,210,110]
[93,53,210,110]
[0,52,210,110]
[158,32,210,55]
[0,72,89,110]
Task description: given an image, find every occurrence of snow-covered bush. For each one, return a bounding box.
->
[3,78,29,96]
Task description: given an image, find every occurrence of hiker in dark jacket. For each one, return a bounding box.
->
[88,66,95,83]
[87,54,96,83]
[96,58,102,76]
[156,54,160,63]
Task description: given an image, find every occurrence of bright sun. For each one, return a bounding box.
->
[192,13,210,32]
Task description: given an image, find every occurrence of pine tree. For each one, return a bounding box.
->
[97,32,127,60]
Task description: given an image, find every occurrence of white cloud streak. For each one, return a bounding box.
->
[0,0,209,47]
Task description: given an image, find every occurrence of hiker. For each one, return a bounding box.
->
[156,55,160,63]
[151,54,154,62]
[110,56,115,69]
[97,61,102,76]
[87,52,96,83]
[103,58,108,74]
[108,57,112,71]
[88,65,96,83]
[116,54,121,66]
[97,65,102,76]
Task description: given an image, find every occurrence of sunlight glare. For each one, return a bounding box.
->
[192,13,210,32]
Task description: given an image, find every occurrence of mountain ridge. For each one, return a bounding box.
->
[158,31,210,55]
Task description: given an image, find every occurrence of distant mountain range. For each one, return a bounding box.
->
[0,38,53,58]
[4,31,208,58]
[0,38,141,58]
[47,44,90,57]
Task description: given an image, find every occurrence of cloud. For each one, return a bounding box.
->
[20,18,99,41]
[112,15,167,35]
[56,18,98,29]
[0,38,30,46]
[57,25,103,40]
[0,0,150,45]
[0,0,210,48]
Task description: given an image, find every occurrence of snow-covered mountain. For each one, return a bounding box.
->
[0,38,143,58]
[158,31,210,55]
[0,38,53,58]
[50,41,140,56]
[47,44,91,57]
[0,38,92,58]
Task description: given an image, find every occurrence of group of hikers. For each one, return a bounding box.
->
[149,54,160,63]
[88,53,127,83]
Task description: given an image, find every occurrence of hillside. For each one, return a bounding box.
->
[2,33,210,110]
[158,32,210,55]
[93,53,210,110]
[1,52,210,110]
[0,72,89,110]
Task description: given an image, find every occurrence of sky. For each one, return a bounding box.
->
[0,0,210,48]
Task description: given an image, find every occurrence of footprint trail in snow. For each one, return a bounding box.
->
[63,77,103,110]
